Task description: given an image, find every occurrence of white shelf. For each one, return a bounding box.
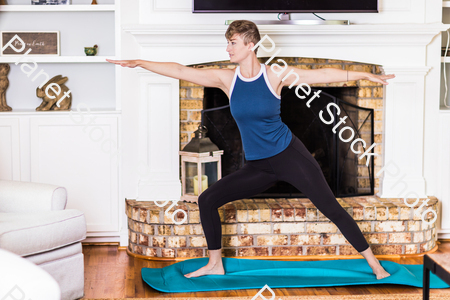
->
[0,55,118,63]
[0,4,115,12]
[442,56,450,62]
[0,109,121,115]
[0,2,122,110]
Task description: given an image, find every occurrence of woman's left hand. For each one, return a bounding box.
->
[366,73,395,85]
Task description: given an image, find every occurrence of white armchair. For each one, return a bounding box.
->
[0,248,61,300]
[0,180,86,300]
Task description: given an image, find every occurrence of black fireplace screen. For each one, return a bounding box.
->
[201,86,375,198]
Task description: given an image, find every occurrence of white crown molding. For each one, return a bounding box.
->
[123,23,450,66]
[123,23,450,47]
[381,66,432,77]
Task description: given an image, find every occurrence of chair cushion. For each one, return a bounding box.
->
[25,241,82,265]
[0,209,86,257]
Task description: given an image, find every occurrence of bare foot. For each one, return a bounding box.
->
[184,262,225,278]
[370,261,391,279]
[359,247,391,280]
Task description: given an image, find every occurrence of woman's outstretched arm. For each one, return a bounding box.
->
[106,59,228,90]
[280,66,395,87]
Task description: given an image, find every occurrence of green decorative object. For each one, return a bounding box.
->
[84,44,98,56]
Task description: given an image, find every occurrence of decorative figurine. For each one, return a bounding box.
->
[0,63,12,112]
[84,44,98,56]
[36,75,72,111]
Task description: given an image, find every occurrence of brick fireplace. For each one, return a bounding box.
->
[123,23,446,259]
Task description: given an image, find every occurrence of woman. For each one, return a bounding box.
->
[107,20,395,280]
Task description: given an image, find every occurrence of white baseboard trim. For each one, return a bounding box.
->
[119,228,129,246]
[82,236,121,243]
[438,232,450,240]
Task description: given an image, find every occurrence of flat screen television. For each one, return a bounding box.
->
[193,0,378,13]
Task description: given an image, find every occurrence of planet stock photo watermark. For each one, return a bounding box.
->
[252,34,438,226]
[252,34,377,168]
[1,283,59,300]
[1,34,188,225]
[252,285,277,300]
[376,160,437,225]
[2,285,31,300]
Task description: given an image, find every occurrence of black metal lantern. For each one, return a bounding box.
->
[179,125,223,203]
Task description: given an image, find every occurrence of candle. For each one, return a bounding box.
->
[193,175,208,195]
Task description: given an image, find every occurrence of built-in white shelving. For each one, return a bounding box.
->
[0,1,123,242]
[0,55,118,63]
[0,1,119,110]
[0,4,115,12]
[0,108,121,114]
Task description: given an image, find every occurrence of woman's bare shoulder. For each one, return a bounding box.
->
[219,66,237,74]
[217,67,237,82]
[214,67,237,98]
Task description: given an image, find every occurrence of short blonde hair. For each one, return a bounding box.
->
[225,20,261,54]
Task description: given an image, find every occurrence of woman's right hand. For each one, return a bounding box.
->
[106,59,140,68]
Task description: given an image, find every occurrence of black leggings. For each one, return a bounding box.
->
[197,134,370,253]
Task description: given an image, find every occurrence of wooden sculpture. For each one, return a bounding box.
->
[0,63,12,112]
[36,75,72,111]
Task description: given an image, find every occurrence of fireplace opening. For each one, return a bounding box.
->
[201,85,375,198]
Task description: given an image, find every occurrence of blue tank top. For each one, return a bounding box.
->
[229,63,293,161]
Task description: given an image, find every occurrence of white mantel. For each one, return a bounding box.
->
[124,24,445,65]
[123,22,448,203]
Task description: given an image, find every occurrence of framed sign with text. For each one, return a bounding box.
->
[0,31,60,56]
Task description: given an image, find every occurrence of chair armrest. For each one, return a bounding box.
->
[0,248,61,300]
[0,180,67,212]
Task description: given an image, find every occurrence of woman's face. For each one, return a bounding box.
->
[226,33,254,63]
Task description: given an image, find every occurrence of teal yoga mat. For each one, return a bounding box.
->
[141,257,450,293]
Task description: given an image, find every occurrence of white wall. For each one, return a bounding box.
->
[135,0,441,25]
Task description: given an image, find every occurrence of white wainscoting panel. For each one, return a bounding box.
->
[0,118,20,181]
[136,73,182,202]
[378,66,430,198]
[30,115,119,233]
[438,112,450,238]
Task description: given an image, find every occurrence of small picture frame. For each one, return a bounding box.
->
[0,31,60,56]
[30,0,71,4]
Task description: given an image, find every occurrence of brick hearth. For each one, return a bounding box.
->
[126,196,439,259]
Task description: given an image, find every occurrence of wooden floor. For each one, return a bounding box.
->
[82,242,450,299]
